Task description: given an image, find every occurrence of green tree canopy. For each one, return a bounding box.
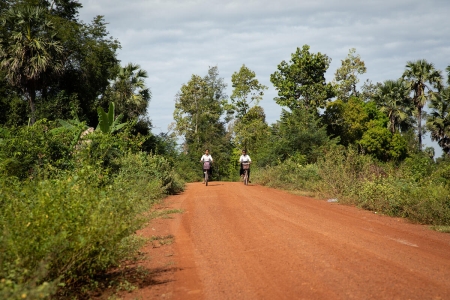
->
[323,97,369,146]
[230,64,268,118]
[173,66,233,180]
[359,125,407,161]
[446,65,450,85]
[101,63,151,122]
[323,97,389,147]
[0,4,64,123]
[0,1,121,127]
[56,15,120,126]
[333,48,367,102]
[270,108,334,163]
[233,105,270,154]
[270,45,334,111]
[173,66,229,152]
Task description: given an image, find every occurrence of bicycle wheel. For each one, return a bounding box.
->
[244,170,248,185]
[205,171,208,186]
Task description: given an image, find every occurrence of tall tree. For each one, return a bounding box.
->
[173,66,233,180]
[46,0,82,21]
[323,97,371,146]
[426,87,450,154]
[0,5,63,124]
[101,63,151,121]
[373,79,412,134]
[173,66,228,152]
[58,15,120,126]
[233,105,270,153]
[230,64,268,118]
[270,45,334,111]
[402,59,443,150]
[333,48,367,102]
[323,96,390,147]
[271,108,333,162]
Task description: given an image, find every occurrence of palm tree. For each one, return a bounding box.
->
[402,59,443,150]
[0,5,63,124]
[426,87,450,154]
[107,63,150,120]
[447,65,450,85]
[374,79,412,134]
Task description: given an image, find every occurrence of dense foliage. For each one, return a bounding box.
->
[0,1,183,298]
[0,118,184,299]
[170,45,450,234]
[253,147,450,226]
[1,0,450,298]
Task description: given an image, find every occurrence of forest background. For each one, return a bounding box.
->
[1,0,450,299]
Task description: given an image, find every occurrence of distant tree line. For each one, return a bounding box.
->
[1,1,449,181]
[172,46,450,180]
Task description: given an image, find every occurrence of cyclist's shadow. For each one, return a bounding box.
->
[204,182,224,186]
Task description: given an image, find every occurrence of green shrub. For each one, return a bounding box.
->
[0,161,170,298]
[0,121,73,179]
[173,154,204,182]
[254,153,321,191]
[399,153,436,182]
[0,151,184,298]
[255,145,450,226]
[316,145,381,197]
[115,152,185,196]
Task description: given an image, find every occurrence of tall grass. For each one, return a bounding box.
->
[253,146,450,226]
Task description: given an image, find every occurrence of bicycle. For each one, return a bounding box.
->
[203,161,211,186]
[242,162,250,185]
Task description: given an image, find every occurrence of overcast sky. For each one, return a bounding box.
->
[79,0,449,155]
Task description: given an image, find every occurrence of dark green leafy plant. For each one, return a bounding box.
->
[97,102,127,134]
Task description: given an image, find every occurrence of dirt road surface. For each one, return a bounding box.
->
[116,182,450,300]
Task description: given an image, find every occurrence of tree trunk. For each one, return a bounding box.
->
[417,107,422,151]
[416,85,424,151]
[195,96,199,145]
[389,112,395,134]
[28,86,36,125]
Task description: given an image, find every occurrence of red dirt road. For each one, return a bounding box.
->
[118,182,450,300]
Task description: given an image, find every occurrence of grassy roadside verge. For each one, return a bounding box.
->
[0,121,185,299]
[0,155,185,299]
[253,147,450,227]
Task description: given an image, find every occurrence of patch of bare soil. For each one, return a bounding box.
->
[100,182,450,299]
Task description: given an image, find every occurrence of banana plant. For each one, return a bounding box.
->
[51,117,89,150]
[96,102,127,134]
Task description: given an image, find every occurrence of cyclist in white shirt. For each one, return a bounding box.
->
[200,149,213,183]
[239,149,251,182]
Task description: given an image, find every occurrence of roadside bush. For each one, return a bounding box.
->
[255,145,450,226]
[398,153,436,182]
[0,124,185,298]
[173,154,203,182]
[115,152,185,196]
[0,121,73,179]
[357,177,407,215]
[254,153,321,191]
[430,161,450,187]
[0,159,170,299]
[316,145,382,197]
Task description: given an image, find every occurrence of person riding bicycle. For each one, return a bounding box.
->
[239,149,251,182]
[200,149,213,183]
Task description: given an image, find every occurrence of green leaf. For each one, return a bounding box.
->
[97,106,109,134]
[107,102,115,127]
